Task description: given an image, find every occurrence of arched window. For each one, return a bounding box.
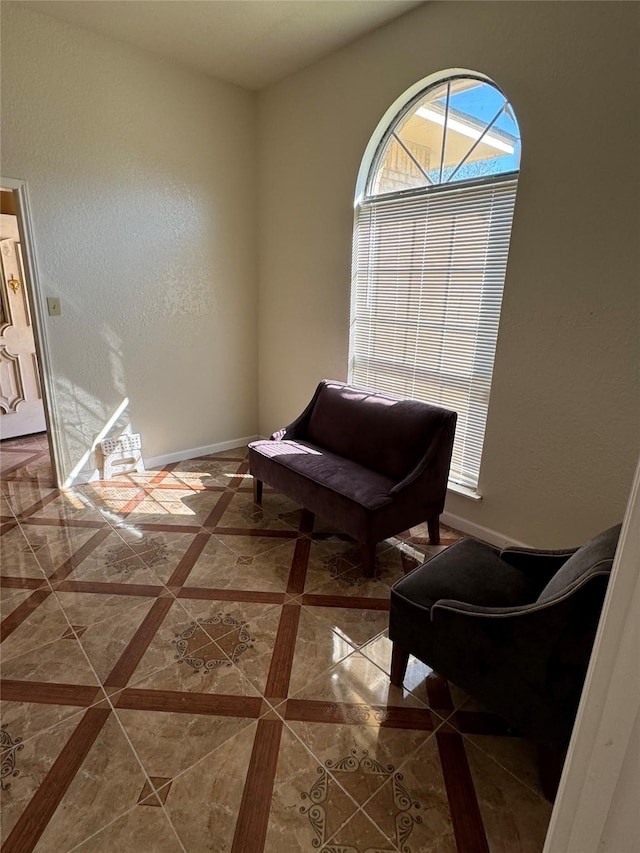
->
[349,71,521,494]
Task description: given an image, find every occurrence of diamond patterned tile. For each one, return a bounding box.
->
[0,437,551,851]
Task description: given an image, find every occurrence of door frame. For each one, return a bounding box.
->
[543,455,640,851]
[1,176,62,488]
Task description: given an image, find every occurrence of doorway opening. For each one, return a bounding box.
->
[0,181,59,487]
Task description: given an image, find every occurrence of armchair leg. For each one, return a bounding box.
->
[253,477,263,504]
[363,543,376,578]
[427,515,440,545]
[390,643,409,687]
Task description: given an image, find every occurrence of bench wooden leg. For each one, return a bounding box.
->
[363,543,376,578]
[390,642,409,686]
[427,515,440,545]
[253,477,263,504]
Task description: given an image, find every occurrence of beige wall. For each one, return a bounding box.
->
[1,4,258,482]
[257,1,640,545]
[2,2,638,541]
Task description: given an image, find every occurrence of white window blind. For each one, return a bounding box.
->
[349,177,518,492]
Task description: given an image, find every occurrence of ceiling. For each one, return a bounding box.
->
[18,0,425,91]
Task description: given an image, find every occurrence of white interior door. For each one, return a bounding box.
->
[0,211,46,439]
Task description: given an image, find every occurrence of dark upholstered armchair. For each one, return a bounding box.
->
[389,524,621,797]
[249,380,457,576]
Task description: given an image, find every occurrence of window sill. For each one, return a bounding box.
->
[447,482,483,501]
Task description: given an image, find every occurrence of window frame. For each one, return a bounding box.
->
[349,70,521,497]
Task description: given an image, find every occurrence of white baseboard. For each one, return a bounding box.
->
[441,510,531,549]
[65,439,528,552]
[63,436,259,488]
[144,435,259,469]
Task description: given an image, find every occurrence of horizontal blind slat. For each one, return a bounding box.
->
[349,179,517,490]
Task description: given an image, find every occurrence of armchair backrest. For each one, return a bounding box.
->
[537,524,621,603]
[304,380,456,481]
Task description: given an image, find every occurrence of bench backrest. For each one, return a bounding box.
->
[305,381,456,481]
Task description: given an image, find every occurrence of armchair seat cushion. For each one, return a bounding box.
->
[249,439,395,510]
[394,538,538,611]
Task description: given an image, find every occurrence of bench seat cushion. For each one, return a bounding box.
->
[248,439,394,510]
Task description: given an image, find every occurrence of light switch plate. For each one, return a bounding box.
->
[47,297,61,316]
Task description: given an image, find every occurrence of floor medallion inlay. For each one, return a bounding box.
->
[0,726,24,790]
[300,749,422,852]
[323,549,361,579]
[106,537,168,573]
[173,615,255,672]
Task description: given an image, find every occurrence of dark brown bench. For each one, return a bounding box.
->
[248,380,456,576]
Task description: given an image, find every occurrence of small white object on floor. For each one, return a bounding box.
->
[100,433,145,480]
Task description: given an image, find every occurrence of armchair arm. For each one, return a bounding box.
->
[426,568,610,748]
[427,596,586,745]
[432,598,550,619]
[429,597,562,687]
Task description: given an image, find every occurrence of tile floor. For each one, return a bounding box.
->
[0,433,552,852]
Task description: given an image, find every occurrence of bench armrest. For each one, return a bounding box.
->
[269,382,327,441]
[389,414,456,498]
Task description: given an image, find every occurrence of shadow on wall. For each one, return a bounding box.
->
[51,304,137,487]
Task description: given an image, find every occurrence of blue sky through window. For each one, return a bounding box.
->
[431,82,521,181]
